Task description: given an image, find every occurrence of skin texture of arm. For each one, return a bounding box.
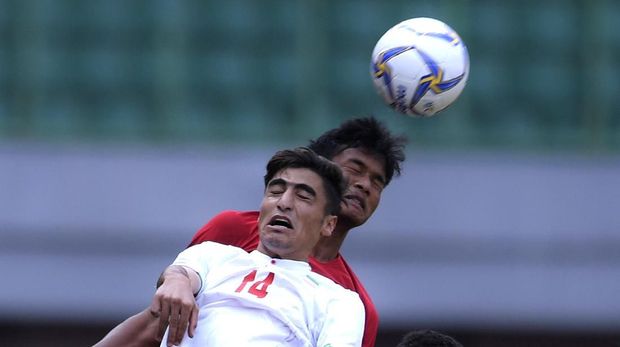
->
[152,265,200,347]
[93,265,200,347]
[92,308,161,347]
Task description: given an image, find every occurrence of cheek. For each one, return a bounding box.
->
[257,200,274,226]
[301,215,323,240]
[260,197,275,212]
[369,192,381,211]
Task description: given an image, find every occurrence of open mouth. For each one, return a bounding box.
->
[344,194,365,210]
[268,215,293,229]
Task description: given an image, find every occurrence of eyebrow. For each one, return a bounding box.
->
[268,178,317,197]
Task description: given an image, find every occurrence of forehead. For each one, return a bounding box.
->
[331,147,386,175]
[271,167,325,191]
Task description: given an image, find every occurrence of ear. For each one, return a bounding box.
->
[321,215,338,237]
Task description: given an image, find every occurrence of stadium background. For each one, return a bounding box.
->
[1,0,619,346]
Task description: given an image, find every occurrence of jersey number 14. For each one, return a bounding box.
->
[235,270,275,298]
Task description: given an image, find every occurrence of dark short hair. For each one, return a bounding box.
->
[397,330,463,347]
[264,147,345,215]
[308,116,407,186]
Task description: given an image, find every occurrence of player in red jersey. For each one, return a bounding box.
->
[94,117,406,347]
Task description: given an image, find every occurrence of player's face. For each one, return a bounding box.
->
[331,147,386,228]
[258,168,337,261]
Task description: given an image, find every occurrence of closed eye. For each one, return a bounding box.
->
[297,192,312,200]
[295,184,316,201]
[269,189,284,196]
[345,166,362,175]
[267,179,286,195]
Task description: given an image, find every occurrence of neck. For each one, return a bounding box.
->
[311,223,351,262]
[257,242,308,262]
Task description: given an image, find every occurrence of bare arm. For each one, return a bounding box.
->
[151,265,201,347]
[93,265,200,347]
[92,308,161,347]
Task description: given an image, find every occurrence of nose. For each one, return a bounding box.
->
[276,189,294,211]
[352,175,371,196]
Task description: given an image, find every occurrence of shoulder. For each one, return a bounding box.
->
[189,210,260,249]
[207,210,259,228]
[181,241,250,268]
[185,240,247,255]
[308,255,361,290]
[308,273,361,303]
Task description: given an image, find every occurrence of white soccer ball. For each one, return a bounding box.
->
[370,17,470,117]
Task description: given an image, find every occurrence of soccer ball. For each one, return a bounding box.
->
[370,17,470,117]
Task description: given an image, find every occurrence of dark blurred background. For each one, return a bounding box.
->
[1,0,619,346]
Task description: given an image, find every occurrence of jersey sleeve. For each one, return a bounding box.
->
[316,292,365,347]
[172,241,233,296]
[172,242,214,294]
[188,210,259,252]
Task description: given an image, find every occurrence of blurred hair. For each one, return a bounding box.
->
[308,116,407,186]
[396,330,463,347]
[264,147,345,215]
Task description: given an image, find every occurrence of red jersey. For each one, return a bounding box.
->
[189,210,378,347]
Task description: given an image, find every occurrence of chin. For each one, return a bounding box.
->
[263,237,289,252]
[348,205,368,219]
[339,212,366,229]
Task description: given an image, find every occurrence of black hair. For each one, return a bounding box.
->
[264,147,345,215]
[396,330,463,347]
[308,116,407,186]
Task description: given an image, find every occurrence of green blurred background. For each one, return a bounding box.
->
[1,0,618,151]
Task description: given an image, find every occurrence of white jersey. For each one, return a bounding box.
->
[162,241,364,347]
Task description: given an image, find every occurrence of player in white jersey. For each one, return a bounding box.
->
[154,147,364,347]
[163,241,363,347]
